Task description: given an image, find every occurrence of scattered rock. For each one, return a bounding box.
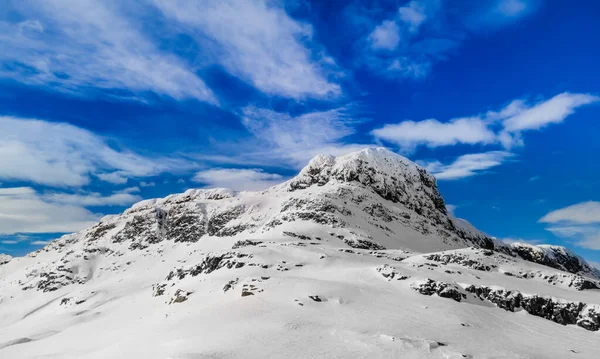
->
[169,289,192,304]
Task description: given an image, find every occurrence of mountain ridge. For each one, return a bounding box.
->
[10,147,594,278]
[1,147,600,358]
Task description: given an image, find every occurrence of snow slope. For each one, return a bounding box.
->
[1,148,599,359]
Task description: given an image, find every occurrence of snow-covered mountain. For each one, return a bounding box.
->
[1,148,599,358]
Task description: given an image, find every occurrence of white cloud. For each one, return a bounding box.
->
[31,240,51,246]
[239,105,369,168]
[540,202,600,251]
[386,57,431,79]
[398,0,428,31]
[0,116,194,187]
[0,0,216,103]
[496,0,529,17]
[445,204,457,216]
[420,151,513,180]
[96,172,129,185]
[473,0,538,28]
[193,168,284,191]
[372,117,495,149]
[153,0,341,100]
[368,20,401,50]
[140,181,156,187]
[500,92,599,132]
[373,92,598,151]
[43,189,142,207]
[540,202,600,224]
[355,0,536,80]
[0,187,99,235]
[501,237,544,245]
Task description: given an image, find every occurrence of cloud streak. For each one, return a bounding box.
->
[153,0,341,100]
[0,0,217,103]
[372,117,495,150]
[193,168,284,191]
[239,105,369,168]
[0,116,196,187]
[352,0,537,80]
[373,92,598,151]
[0,187,99,235]
[541,201,600,250]
[419,151,513,180]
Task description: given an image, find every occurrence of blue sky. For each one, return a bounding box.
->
[0,0,599,264]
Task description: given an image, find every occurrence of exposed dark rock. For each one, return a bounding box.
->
[207,206,246,236]
[283,232,311,240]
[86,222,116,242]
[167,206,206,243]
[411,279,466,302]
[510,243,599,278]
[362,203,397,222]
[152,283,167,297]
[425,252,496,271]
[169,289,192,304]
[165,252,252,281]
[217,224,255,237]
[464,284,600,331]
[376,264,410,281]
[342,238,385,250]
[223,278,239,293]
[113,210,168,249]
[232,240,263,249]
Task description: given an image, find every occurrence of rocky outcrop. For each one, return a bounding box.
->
[0,254,12,265]
[425,250,497,271]
[411,279,466,302]
[165,252,252,281]
[509,243,600,279]
[289,148,448,220]
[376,264,410,281]
[464,284,600,331]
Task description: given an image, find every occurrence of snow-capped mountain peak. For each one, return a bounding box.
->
[2,148,600,358]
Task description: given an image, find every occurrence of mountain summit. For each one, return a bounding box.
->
[1,148,600,358]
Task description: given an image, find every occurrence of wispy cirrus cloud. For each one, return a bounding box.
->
[194,104,372,171]
[0,187,99,235]
[0,0,217,103]
[540,201,600,250]
[352,0,538,79]
[193,168,285,192]
[419,151,514,180]
[0,116,197,187]
[372,116,496,150]
[496,93,599,147]
[372,92,597,179]
[468,0,540,30]
[239,105,369,168]
[0,185,145,236]
[43,187,142,207]
[153,0,342,100]
[540,202,600,225]
[373,92,598,151]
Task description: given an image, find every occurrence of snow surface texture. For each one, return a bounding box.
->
[1,148,599,358]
